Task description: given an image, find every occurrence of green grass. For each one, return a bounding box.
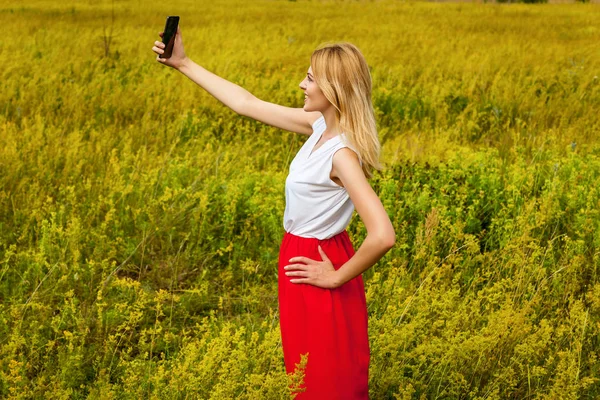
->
[1,0,599,398]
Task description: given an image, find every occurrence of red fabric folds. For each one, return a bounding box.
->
[278,230,370,399]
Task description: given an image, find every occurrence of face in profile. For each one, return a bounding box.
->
[299,66,330,113]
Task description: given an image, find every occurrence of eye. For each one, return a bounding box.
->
[307,76,313,82]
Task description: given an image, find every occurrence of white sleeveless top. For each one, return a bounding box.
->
[283,115,360,239]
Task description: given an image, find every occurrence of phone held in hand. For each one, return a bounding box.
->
[160,16,180,59]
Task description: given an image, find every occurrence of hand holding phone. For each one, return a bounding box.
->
[159,16,180,59]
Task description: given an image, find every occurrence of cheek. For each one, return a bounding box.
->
[308,85,322,98]
[313,91,327,105]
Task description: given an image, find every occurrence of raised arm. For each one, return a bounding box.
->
[152,27,320,135]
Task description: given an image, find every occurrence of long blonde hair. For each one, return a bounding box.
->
[311,42,382,178]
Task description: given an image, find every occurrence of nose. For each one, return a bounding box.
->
[299,78,307,90]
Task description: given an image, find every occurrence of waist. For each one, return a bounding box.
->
[283,229,349,242]
[279,229,355,264]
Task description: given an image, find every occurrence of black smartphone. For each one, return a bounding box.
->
[160,16,180,59]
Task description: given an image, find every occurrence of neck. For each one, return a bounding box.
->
[321,107,340,138]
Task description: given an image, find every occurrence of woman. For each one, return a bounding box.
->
[152,27,395,399]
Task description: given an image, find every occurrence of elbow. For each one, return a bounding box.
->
[232,94,255,117]
[231,98,246,116]
[376,229,395,251]
[384,232,396,251]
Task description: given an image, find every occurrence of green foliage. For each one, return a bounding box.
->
[497,0,548,4]
[1,0,600,398]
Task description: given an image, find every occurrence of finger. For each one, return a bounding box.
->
[152,46,165,54]
[288,256,313,264]
[318,245,330,261]
[159,31,164,37]
[284,264,308,271]
[290,278,310,284]
[154,41,165,48]
[286,271,308,277]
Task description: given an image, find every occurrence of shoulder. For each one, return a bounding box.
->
[332,146,360,163]
[333,138,362,167]
[330,147,373,202]
[332,147,361,168]
[331,147,365,183]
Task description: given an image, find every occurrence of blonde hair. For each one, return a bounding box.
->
[311,42,382,178]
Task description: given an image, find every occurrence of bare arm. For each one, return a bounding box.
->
[330,149,396,286]
[152,27,320,135]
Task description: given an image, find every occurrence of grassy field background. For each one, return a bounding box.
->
[1,0,600,398]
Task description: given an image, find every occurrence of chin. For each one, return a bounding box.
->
[303,104,318,113]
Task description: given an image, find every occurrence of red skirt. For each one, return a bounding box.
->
[278,230,370,399]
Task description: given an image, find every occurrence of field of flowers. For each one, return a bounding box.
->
[1,0,599,398]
